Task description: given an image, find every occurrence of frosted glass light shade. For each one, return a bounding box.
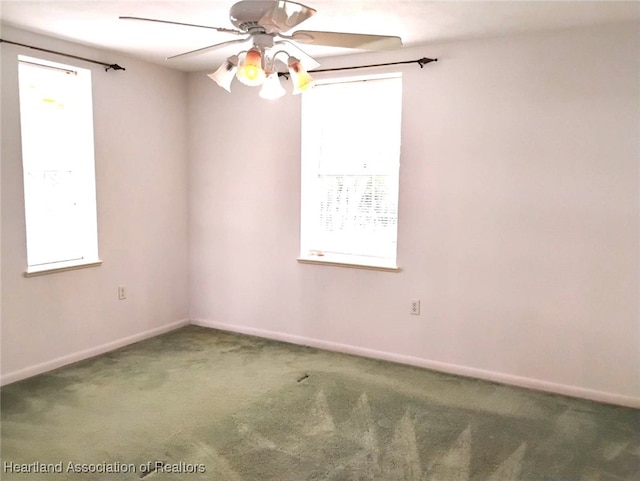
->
[288,57,315,94]
[207,55,239,92]
[259,73,286,99]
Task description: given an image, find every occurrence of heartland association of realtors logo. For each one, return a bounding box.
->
[3,461,206,475]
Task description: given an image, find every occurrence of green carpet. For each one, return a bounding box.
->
[1,325,638,480]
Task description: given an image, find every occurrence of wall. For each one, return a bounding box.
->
[188,23,640,407]
[1,26,190,383]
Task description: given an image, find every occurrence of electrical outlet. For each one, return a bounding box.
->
[410,299,420,315]
[118,285,127,300]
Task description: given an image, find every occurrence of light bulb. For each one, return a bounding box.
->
[236,48,266,87]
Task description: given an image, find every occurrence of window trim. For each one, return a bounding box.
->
[297,255,400,272]
[24,259,103,277]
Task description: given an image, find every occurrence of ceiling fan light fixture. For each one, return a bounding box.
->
[259,72,287,99]
[236,47,267,86]
[123,1,405,99]
[207,55,239,92]
[288,56,315,94]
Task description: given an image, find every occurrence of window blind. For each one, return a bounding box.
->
[301,75,402,264]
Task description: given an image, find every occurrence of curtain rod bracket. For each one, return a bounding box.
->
[417,57,437,68]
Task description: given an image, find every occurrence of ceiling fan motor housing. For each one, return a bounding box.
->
[252,34,275,49]
[230,0,316,34]
[229,1,275,31]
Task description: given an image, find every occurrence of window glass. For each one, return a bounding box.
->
[18,56,100,273]
[300,74,402,269]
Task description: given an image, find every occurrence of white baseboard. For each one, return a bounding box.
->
[192,318,640,409]
[0,319,190,386]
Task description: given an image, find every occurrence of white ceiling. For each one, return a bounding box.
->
[0,1,638,72]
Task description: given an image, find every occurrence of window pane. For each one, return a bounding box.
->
[18,57,99,269]
[301,74,401,265]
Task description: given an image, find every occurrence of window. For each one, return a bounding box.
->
[299,74,402,270]
[18,56,100,275]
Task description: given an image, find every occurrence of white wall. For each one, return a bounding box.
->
[2,22,637,407]
[189,23,640,407]
[1,26,190,383]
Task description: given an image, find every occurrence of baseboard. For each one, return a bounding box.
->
[192,319,640,409]
[0,319,190,386]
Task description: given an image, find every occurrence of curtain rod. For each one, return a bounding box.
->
[278,56,436,79]
[311,57,437,73]
[0,39,125,72]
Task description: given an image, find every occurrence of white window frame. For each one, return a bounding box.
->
[298,73,402,271]
[18,55,101,276]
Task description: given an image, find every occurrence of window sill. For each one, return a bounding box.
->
[297,254,400,272]
[24,259,103,277]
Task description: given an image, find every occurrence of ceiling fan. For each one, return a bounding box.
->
[120,0,402,98]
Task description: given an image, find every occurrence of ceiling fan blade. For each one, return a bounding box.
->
[291,30,402,50]
[259,1,316,34]
[119,16,243,35]
[167,37,250,60]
